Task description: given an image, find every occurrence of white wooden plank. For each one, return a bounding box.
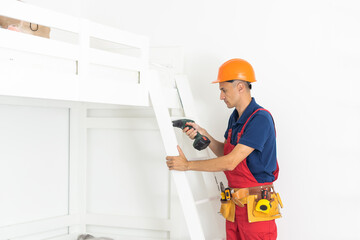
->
[86,118,159,130]
[0,29,79,60]
[85,214,172,231]
[0,0,80,32]
[90,22,148,49]
[79,79,149,106]
[68,104,84,236]
[89,48,142,71]
[175,75,225,238]
[11,230,71,240]
[174,74,199,120]
[78,18,90,104]
[0,215,78,239]
[0,66,79,102]
[148,70,205,240]
[163,87,182,109]
[0,95,76,108]
[47,235,73,240]
[78,105,88,233]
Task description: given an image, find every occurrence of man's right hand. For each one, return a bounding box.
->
[183,122,203,140]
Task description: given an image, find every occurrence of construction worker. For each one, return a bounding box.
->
[166,58,282,240]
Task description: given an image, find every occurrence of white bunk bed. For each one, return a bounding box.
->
[0,1,224,240]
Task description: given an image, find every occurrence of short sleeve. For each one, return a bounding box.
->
[224,116,232,140]
[238,114,273,152]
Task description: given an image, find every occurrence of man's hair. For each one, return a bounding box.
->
[228,80,252,90]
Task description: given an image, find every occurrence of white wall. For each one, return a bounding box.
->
[23,0,360,239]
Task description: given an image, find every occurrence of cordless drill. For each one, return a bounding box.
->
[172,119,211,151]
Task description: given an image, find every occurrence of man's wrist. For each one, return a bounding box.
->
[187,161,192,171]
[200,128,208,137]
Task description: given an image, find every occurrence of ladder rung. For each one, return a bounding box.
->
[195,196,219,205]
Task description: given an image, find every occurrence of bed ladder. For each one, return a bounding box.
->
[149,70,224,239]
[174,74,224,210]
[175,74,225,238]
[149,70,205,239]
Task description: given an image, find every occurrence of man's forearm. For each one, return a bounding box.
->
[187,143,253,172]
[187,155,232,172]
[202,129,224,157]
[166,143,254,172]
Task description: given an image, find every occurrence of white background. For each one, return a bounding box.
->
[10,0,360,239]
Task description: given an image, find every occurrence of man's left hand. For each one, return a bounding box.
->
[166,145,189,171]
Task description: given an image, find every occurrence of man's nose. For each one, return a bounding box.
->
[220,91,225,100]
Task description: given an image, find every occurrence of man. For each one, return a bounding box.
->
[166,58,281,239]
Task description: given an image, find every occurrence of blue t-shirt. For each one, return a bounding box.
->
[224,98,277,183]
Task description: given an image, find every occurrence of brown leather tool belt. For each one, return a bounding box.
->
[231,184,274,207]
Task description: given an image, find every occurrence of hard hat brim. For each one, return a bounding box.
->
[211,79,256,84]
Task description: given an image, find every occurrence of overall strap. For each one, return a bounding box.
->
[227,128,233,142]
[236,107,280,181]
[237,108,276,141]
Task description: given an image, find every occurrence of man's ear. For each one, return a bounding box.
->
[237,81,245,92]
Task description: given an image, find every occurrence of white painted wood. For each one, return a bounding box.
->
[89,49,142,71]
[11,229,70,240]
[86,226,168,240]
[79,79,149,106]
[175,74,225,238]
[0,104,70,226]
[68,103,83,236]
[85,214,172,231]
[90,22,148,49]
[195,196,219,205]
[149,70,205,240]
[0,95,77,108]
[0,0,80,32]
[0,215,78,239]
[0,50,79,101]
[163,87,182,109]
[0,2,150,106]
[0,97,80,239]
[0,29,79,60]
[44,235,73,240]
[0,3,211,239]
[86,127,169,219]
[138,42,149,88]
[86,117,159,130]
[78,18,90,105]
[77,104,88,233]
[174,75,198,120]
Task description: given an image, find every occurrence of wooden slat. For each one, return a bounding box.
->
[90,22,148,49]
[79,77,149,106]
[85,214,172,232]
[0,29,79,60]
[148,70,205,240]
[86,117,159,130]
[89,48,142,71]
[0,215,78,239]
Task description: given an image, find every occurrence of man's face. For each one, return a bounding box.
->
[219,81,239,108]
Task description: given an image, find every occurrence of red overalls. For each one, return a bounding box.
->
[224,108,279,240]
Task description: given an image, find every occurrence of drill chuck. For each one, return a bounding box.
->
[172,119,187,129]
[172,119,211,151]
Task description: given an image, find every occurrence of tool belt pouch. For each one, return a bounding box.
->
[220,200,235,222]
[231,188,248,207]
[247,192,283,223]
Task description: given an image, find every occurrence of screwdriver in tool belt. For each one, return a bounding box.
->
[220,182,226,201]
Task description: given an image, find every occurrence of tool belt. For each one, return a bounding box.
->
[220,184,283,223]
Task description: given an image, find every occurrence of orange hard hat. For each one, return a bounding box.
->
[213,58,256,83]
